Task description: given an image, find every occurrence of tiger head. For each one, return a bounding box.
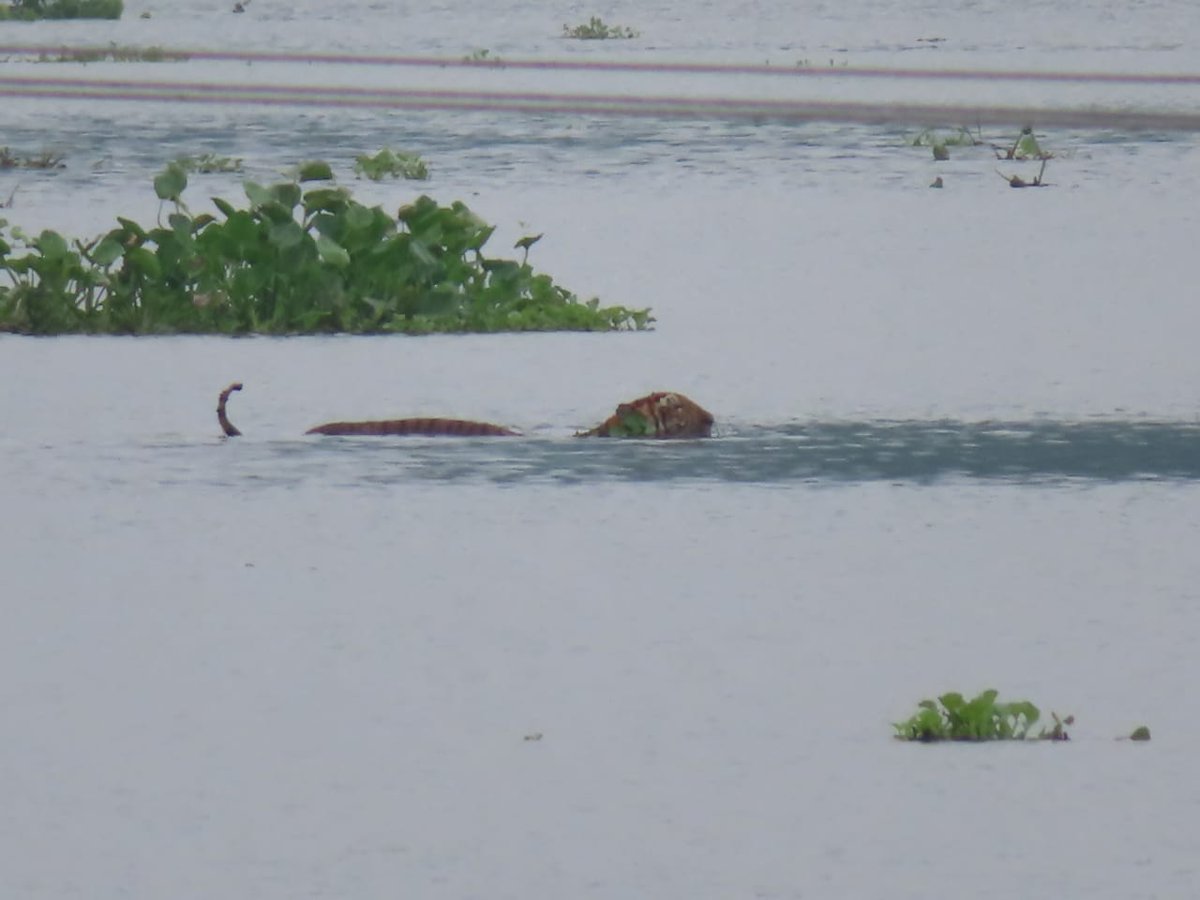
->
[578,391,714,438]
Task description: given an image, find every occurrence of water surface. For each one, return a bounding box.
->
[3,2,1200,898]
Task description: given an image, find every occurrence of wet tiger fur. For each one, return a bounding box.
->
[217,383,713,438]
[305,418,518,437]
[575,391,714,438]
[217,382,244,436]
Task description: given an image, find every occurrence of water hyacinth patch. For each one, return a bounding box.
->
[0,147,66,169]
[37,43,183,62]
[0,0,122,19]
[0,162,652,335]
[172,153,243,174]
[354,148,429,181]
[562,16,639,39]
[893,690,1072,742]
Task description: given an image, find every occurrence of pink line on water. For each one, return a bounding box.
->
[2,75,1199,131]
[1,44,1199,84]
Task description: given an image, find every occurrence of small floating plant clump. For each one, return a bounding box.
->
[37,43,183,62]
[354,148,429,181]
[462,48,503,66]
[0,147,65,169]
[0,0,122,19]
[172,153,243,174]
[894,690,1072,742]
[911,126,983,149]
[0,160,652,335]
[918,125,1055,190]
[562,16,639,39]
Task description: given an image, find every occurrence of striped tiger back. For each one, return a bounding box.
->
[217,383,714,439]
[306,418,519,436]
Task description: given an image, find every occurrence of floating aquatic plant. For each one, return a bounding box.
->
[0,0,122,19]
[171,153,243,174]
[37,43,183,62]
[354,148,429,181]
[911,126,982,148]
[463,48,503,65]
[998,157,1050,188]
[994,127,1052,161]
[0,147,65,170]
[0,160,652,335]
[562,16,639,39]
[893,690,1072,742]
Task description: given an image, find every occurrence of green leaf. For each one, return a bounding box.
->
[153,163,188,202]
[297,160,334,182]
[409,238,437,268]
[316,235,350,268]
[35,230,69,259]
[270,181,302,211]
[1008,701,1040,725]
[938,692,964,713]
[90,236,124,266]
[212,197,237,218]
[615,406,653,436]
[344,203,376,232]
[268,220,306,250]
[221,210,260,250]
[168,212,194,241]
[125,247,161,279]
[116,217,146,241]
[302,187,350,216]
[244,181,271,209]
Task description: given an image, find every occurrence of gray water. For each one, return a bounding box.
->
[4,2,1200,898]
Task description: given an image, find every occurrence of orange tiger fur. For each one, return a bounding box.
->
[217,383,517,437]
[216,384,714,438]
[306,418,518,437]
[576,391,714,438]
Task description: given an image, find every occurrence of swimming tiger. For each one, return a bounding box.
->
[217,383,713,438]
[575,391,714,438]
[217,382,517,437]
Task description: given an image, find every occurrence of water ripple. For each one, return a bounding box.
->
[137,419,1200,488]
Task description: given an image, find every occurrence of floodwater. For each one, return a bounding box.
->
[3,1,1200,898]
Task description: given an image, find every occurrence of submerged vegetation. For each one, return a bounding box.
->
[999,157,1050,188]
[37,43,184,63]
[994,127,1052,161]
[894,690,1072,742]
[463,48,503,65]
[0,148,65,170]
[911,126,982,149]
[172,153,243,174]
[0,0,122,19]
[562,16,639,39]
[915,126,1055,191]
[0,160,651,335]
